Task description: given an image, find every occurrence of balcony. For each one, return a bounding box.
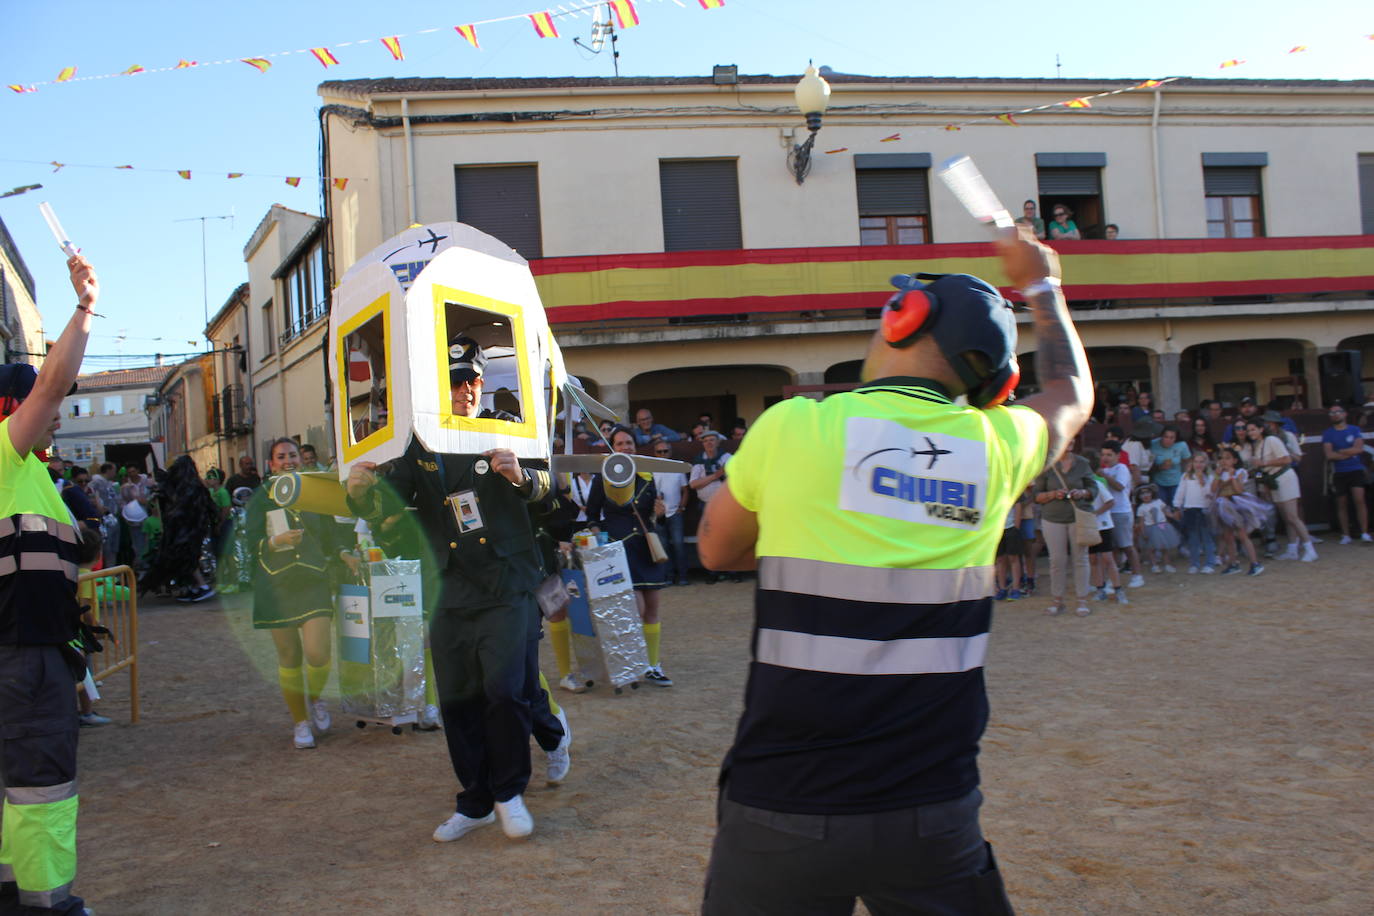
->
[213,384,250,436]
[278,302,329,348]
[529,235,1374,327]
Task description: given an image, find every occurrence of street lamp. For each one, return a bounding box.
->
[787,65,831,185]
[0,184,42,199]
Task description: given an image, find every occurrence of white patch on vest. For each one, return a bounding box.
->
[839,416,988,529]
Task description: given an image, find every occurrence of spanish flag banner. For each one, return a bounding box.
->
[122,65,145,75]
[176,59,197,69]
[381,36,404,60]
[311,47,339,68]
[529,12,558,38]
[455,24,480,49]
[1061,97,1091,109]
[1134,79,1162,89]
[285,177,302,187]
[699,0,725,8]
[609,0,640,28]
[116,165,134,169]
[824,148,849,154]
[227,173,244,179]
[332,178,349,190]
[7,85,34,94]
[241,58,271,72]
[1288,45,1308,53]
[943,125,961,131]
[177,170,191,180]
[1219,59,1245,68]
[880,133,901,143]
[996,113,1018,125]
[56,67,76,82]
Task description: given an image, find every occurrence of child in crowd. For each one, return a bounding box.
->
[1089,460,1128,605]
[1099,442,1143,589]
[1017,488,1040,595]
[1173,452,1219,574]
[1211,447,1267,577]
[994,501,1024,601]
[1134,484,1180,573]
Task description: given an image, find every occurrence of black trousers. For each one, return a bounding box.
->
[702,788,1014,916]
[428,597,535,818]
[0,646,86,915]
[525,623,564,754]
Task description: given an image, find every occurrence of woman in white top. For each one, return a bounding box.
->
[1240,420,1316,562]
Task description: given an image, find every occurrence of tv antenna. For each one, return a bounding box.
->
[174,209,234,336]
[574,3,620,76]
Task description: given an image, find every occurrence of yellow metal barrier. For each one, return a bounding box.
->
[77,565,140,724]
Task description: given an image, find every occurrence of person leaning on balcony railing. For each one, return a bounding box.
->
[1047,203,1082,241]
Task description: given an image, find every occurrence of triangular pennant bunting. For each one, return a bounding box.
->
[455,24,480,49]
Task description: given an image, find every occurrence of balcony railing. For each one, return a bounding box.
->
[278,302,329,348]
[213,384,250,436]
[529,235,1374,325]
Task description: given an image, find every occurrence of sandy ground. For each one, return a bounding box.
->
[71,544,1373,915]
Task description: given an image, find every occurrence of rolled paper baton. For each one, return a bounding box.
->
[39,201,79,257]
[936,155,1014,231]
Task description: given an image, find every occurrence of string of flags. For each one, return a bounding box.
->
[4,0,726,94]
[3,157,353,190]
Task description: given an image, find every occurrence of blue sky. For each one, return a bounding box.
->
[2,0,1369,371]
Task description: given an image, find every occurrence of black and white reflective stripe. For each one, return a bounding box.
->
[0,514,79,544]
[4,779,78,805]
[19,881,73,909]
[759,556,994,604]
[756,628,988,676]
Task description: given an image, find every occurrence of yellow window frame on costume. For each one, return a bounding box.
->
[431,285,537,441]
[335,292,397,466]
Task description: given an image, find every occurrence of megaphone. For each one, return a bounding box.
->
[552,450,690,505]
[268,471,350,517]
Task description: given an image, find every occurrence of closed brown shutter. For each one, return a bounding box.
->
[454,164,543,260]
[660,159,742,251]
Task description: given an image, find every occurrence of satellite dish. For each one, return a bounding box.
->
[590,8,610,52]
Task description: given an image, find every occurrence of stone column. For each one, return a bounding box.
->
[793,370,826,400]
[598,382,631,425]
[1301,344,1334,409]
[1154,351,1182,416]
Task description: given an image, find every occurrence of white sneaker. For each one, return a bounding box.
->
[1163,564,1176,573]
[494,795,534,839]
[1150,564,1161,574]
[558,673,587,694]
[1187,565,1199,575]
[1127,574,1144,588]
[546,743,571,786]
[432,811,495,843]
[1200,565,1216,574]
[1339,535,1353,545]
[1362,533,1373,543]
[1279,544,1299,561]
[416,704,441,731]
[1301,543,1318,562]
[293,720,315,749]
[1115,590,1130,606]
[311,700,331,733]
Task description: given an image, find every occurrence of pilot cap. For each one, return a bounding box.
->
[447,336,487,384]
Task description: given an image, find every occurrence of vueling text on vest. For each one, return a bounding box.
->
[870,467,982,524]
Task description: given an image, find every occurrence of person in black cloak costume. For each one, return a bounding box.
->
[140,454,217,601]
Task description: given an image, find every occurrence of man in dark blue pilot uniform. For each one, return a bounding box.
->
[346,336,560,842]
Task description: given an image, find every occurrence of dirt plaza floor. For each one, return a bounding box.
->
[71,543,1373,915]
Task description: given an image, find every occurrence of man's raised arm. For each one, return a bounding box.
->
[8,255,97,456]
[1000,227,1093,469]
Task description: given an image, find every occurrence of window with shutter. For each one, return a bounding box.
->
[856,165,931,245]
[1358,154,1374,235]
[659,159,742,252]
[1203,165,1264,238]
[454,164,543,260]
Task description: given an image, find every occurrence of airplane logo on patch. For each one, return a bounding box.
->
[854,436,953,475]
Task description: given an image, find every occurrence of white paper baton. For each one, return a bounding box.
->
[38,201,78,257]
[937,155,1014,231]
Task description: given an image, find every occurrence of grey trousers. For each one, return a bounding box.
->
[702,788,1014,915]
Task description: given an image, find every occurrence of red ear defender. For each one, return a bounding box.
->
[971,355,1020,409]
[0,397,19,420]
[880,289,937,347]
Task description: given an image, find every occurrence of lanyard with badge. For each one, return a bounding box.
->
[438,452,489,535]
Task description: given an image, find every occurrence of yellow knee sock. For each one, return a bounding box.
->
[305,663,330,703]
[642,622,661,667]
[277,666,308,723]
[548,618,573,678]
[424,648,438,706]
[539,671,561,716]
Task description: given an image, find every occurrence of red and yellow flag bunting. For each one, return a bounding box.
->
[529,12,558,38]
[241,58,271,72]
[609,0,640,28]
[381,37,404,60]
[310,47,339,68]
[455,25,480,49]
